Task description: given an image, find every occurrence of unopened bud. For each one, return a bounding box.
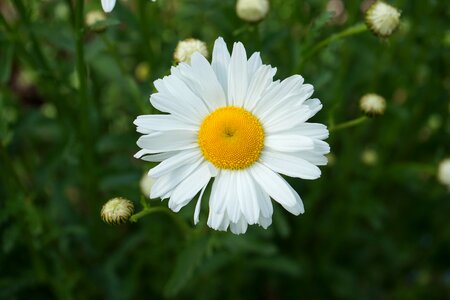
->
[173,38,208,64]
[360,93,386,116]
[101,197,134,225]
[236,0,269,23]
[365,1,401,38]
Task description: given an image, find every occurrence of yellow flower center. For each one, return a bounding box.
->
[198,106,264,170]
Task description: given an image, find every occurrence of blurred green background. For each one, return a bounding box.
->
[0,0,449,299]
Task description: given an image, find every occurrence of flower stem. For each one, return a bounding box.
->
[130,206,192,237]
[298,23,368,69]
[329,116,368,132]
[75,0,96,196]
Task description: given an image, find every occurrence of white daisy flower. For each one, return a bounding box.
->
[134,37,329,234]
[101,0,116,13]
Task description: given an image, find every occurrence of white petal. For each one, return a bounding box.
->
[153,75,209,122]
[296,151,328,166]
[134,149,181,162]
[247,52,262,79]
[168,162,211,212]
[284,123,329,140]
[149,149,201,178]
[303,98,323,118]
[263,105,311,133]
[253,75,304,119]
[211,37,231,100]
[150,159,202,199]
[228,42,248,107]
[250,163,304,215]
[194,184,207,225]
[264,134,315,152]
[260,150,321,180]
[244,65,277,112]
[136,131,197,154]
[101,0,116,12]
[134,115,197,131]
[188,53,227,110]
[230,216,248,235]
[226,172,241,223]
[254,183,273,218]
[210,171,230,215]
[258,216,272,229]
[237,171,260,225]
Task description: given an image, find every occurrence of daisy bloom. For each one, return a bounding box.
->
[174,38,209,64]
[134,37,329,234]
[101,0,116,13]
[365,1,401,38]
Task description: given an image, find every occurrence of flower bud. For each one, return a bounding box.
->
[140,173,156,197]
[101,197,134,225]
[86,10,106,27]
[437,158,450,188]
[365,1,401,38]
[236,0,269,23]
[135,62,150,82]
[173,38,209,64]
[361,149,378,166]
[359,93,386,116]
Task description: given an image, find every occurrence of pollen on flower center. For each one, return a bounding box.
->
[198,106,264,170]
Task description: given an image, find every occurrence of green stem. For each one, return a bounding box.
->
[299,23,367,69]
[130,206,192,237]
[75,0,95,195]
[329,116,368,132]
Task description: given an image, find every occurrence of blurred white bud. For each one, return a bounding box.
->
[365,1,401,38]
[86,10,106,27]
[101,197,134,225]
[437,159,450,188]
[135,62,151,82]
[360,93,386,116]
[140,173,156,197]
[173,38,208,64]
[361,149,378,166]
[236,0,269,22]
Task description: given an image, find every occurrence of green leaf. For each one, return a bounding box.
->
[164,236,210,298]
[0,44,14,83]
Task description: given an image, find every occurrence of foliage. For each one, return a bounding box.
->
[0,0,449,299]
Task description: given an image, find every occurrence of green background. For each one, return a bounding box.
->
[0,0,449,299]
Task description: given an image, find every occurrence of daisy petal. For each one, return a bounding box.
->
[265,134,315,152]
[228,42,248,107]
[151,160,202,199]
[134,115,197,131]
[188,53,227,109]
[250,163,304,214]
[101,0,116,12]
[137,131,197,154]
[149,149,201,178]
[260,150,321,180]
[244,65,277,111]
[211,37,231,99]
[169,162,212,212]
[247,52,262,79]
[230,216,249,235]
[237,171,260,225]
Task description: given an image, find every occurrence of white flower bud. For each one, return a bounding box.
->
[101,197,134,225]
[365,1,401,38]
[140,173,156,197]
[173,38,209,64]
[360,93,386,116]
[437,159,450,188]
[86,10,106,27]
[236,0,269,23]
[361,149,378,166]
